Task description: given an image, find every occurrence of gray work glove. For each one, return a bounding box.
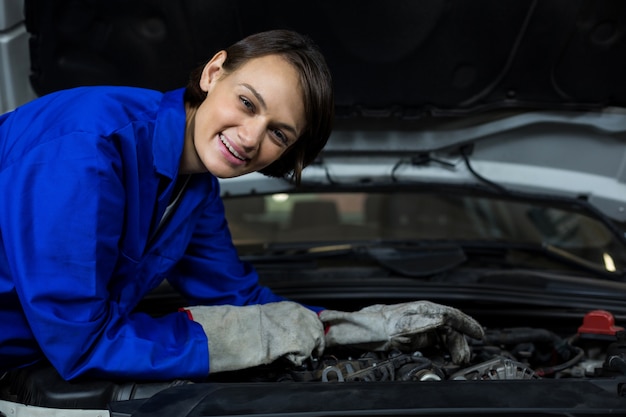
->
[319,301,484,364]
[185,301,325,373]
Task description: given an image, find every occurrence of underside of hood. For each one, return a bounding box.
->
[24,0,626,222]
[26,0,626,117]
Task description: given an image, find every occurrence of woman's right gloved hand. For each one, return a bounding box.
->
[319,301,484,364]
[183,301,325,373]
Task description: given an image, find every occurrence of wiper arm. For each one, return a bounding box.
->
[365,244,467,277]
[541,243,598,270]
[242,242,468,278]
[461,241,624,280]
[541,243,623,280]
[242,243,357,262]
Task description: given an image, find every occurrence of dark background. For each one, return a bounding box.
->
[25,0,626,118]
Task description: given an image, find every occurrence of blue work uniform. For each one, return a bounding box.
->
[0,86,300,380]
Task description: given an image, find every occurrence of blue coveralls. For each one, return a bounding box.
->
[0,86,298,380]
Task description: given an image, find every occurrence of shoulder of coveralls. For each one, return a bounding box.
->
[7,86,166,143]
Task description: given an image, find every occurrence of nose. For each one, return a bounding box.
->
[238,118,265,152]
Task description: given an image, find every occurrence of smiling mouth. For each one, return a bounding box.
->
[220,134,246,161]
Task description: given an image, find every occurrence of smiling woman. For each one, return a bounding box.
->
[0,29,337,381]
[0,27,484,385]
[181,53,306,178]
[184,29,335,185]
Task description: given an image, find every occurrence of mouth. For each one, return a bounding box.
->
[219,134,247,161]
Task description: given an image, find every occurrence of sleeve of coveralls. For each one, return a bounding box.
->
[2,133,209,381]
[167,178,324,313]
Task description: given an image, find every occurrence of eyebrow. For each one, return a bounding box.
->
[241,83,299,139]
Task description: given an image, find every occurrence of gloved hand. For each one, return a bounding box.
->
[185,301,325,373]
[319,301,484,364]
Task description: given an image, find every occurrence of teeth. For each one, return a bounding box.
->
[220,134,245,161]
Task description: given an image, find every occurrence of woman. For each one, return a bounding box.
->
[0,29,482,381]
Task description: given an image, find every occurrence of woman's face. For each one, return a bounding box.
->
[182,51,306,178]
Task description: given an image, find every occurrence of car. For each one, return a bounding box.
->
[2,0,626,416]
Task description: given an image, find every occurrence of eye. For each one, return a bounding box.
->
[239,96,254,112]
[272,128,289,146]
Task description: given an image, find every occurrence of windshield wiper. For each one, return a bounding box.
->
[459,241,624,280]
[241,242,468,278]
[364,244,467,277]
[541,243,616,276]
[242,239,625,281]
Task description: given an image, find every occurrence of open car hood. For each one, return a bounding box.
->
[28,0,626,113]
[26,1,626,224]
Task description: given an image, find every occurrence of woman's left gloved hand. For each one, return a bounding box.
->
[319,301,484,364]
[185,301,325,373]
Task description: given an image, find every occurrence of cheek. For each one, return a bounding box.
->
[192,105,210,136]
[195,96,230,132]
[262,143,290,163]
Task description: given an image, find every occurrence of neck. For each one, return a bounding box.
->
[179,104,204,174]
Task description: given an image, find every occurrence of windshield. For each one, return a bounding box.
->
[223,192,626,273]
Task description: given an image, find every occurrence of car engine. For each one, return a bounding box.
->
[2,311,625,411]
[211,311,626,385]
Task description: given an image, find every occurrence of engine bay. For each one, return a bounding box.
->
[216,315,626,385]
[2,310,625,412]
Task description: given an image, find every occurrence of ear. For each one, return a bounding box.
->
[199,50,227,93]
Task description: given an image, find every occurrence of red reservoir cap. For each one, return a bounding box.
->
[578,310,624,336]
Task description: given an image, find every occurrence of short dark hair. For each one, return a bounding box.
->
[185,29,334,185]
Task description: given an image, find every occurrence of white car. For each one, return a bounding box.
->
[2,1,626,416]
